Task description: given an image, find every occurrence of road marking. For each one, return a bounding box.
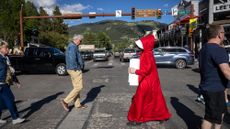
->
[85,60,93,64]
[105,78,109,83]
[93,63,98,66]
[92,78,109,83]
[121,63,126,65]
[108,59,113,66]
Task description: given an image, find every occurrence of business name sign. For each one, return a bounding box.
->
[214,0,230,13]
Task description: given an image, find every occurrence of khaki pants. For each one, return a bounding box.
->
[64,70,83,108]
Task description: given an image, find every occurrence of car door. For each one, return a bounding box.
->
[36,48,53,72]
[159,48,176,63]
[23,48,38,71]
[153,48,164,63]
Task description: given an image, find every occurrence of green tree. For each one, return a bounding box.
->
[52,6,68,34]
[0,0,21,47]
[39,7,52,31]
[39,31,69,49]
[24,1,40,42]
[96,32,112,50]
[83,31,97,45]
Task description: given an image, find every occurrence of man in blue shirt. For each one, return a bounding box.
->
[60,35,87,112]
[199,24,230,129]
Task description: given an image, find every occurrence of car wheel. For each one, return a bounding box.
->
[175,59,187,69]
[56,63,67,76]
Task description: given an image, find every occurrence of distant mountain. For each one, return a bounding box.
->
[68,20,167,41]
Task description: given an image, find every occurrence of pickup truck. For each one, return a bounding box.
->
[9,47,68,76]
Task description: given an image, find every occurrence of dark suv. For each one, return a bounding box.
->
[153,47,194,69]
[10,47,68,75]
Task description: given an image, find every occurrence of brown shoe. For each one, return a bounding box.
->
[60,99,69,112]
[77,105,87,109]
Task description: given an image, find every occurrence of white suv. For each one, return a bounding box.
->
[120,48,136,62]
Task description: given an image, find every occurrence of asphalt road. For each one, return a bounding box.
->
[0,57,229,129]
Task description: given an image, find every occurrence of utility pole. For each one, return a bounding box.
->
[209,0,214,24]
[19,4,24,51]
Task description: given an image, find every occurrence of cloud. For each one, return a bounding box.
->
[27,0,56,8]
[27,0,91,15]
[60,4,91,14]
[97,8,104,11]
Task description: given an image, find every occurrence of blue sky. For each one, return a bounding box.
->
[29,0,181,26]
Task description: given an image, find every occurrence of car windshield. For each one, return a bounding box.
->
[53,48,64,55]
[124,49,135,53]
[95,50,105,53]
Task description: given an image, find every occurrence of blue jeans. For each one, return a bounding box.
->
[0,85,19,119]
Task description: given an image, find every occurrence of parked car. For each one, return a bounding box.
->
[114,51,120,58]
[120,48,137,62]
[93,49,108,61]
[9,45,84,76]
[153,47,194,69]
[9,46,68,75]
[81,51,93,60]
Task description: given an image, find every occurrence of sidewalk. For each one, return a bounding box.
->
[57,102,94,129]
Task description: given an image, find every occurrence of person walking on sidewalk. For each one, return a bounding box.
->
[0,40,25,124]
[199,24,230,129]
[60,34,86,112]
[127,34,171,126]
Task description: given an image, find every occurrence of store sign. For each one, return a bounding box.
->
[214,1,230,13]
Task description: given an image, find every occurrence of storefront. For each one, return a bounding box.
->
[165,0,199,50]
[212,0,230,45]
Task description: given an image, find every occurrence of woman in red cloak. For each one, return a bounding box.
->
[127,34,171,125]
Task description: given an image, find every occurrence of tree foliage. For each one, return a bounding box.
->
[0,0,68,49]
[81,31,112,50]
[0,0,21,47]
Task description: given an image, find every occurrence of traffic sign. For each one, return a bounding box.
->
[115,10,122,17]
[135,9,156,17]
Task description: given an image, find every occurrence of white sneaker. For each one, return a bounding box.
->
[0,119,6,124]
[12,118,25,125]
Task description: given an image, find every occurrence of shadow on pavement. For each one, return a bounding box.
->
[19,92,64,119]
[224,112,230,125]
[192,68,200,73]
[170,97,202,129]
[95,66,114,69]
[82,69,90,73]
[186,84,200,95]
[81,85,105,105]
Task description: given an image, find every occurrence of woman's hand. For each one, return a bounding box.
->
[128,67,136,74]
[15,82,21,88]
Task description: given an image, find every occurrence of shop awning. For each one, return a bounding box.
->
[174,15,199,25]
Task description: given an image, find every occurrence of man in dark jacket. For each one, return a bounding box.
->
[60,35,86,112]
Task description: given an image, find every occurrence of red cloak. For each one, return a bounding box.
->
[127,34,171,122]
